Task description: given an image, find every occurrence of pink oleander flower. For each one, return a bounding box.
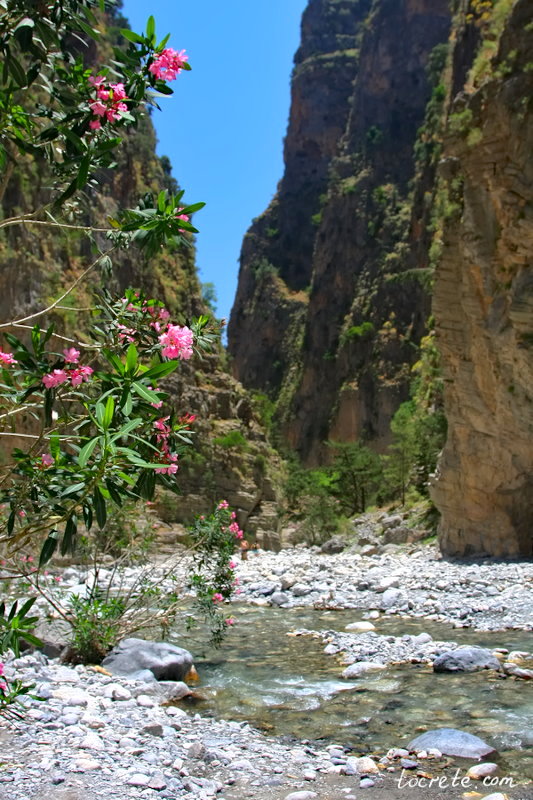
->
[110,82,127,100]
[89,75,106,87]
[226,617,236,626]
[155,451,178,475]
[42,369,69,389]
[63,347,80,364]
[70,365,93,387]
[41,453,54,467]
[89,119,102,130]
[175,208,190,229]
[89,99,107,117]
[18,510,26,518]
[96,87,110,101]
[235,529,244,540]
[159,324,194,360]
[230,511,237,519]
[0,680,7,693]
[149,48,188,81]
[212,592,223,603]
[0,351,16,366]
[229,560,237,569]
[217,500,229,510]
[0,663,4,677]
[229,521,241,534]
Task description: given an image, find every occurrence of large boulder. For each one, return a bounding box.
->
[433,647,502,673]
[102,638,195,683]
[407,728,496,759]
[320,536,347,554]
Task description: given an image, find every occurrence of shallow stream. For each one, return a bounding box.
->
[172,606,533,779]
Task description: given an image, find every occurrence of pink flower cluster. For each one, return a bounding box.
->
[153,417,178,475]
[149,48,188,81]
[42,349,93,389]
[175,208,190,230]
[229,520,244,539]
[0,663,7,693]
[159,324,194,360]
[88,76,129,130]
[0,351,16,366]
[41,453,54,467]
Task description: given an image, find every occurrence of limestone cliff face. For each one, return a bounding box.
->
[229,0,451,462]
[431,0,533,557]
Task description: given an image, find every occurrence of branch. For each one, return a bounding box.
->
[0,246,116,330]
[0,215,109,234]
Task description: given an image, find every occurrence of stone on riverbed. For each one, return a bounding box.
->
[407,728,496,759]
[345,621,376,632]
[433,647,502,673]
[342,661,386,679]
[101,638,195,682]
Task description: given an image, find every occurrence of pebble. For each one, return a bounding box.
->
[284,792,318,800]
[466,763,499,780]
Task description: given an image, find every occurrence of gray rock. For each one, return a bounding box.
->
[320,537,346,554]
[407,728,496,759]
[102,638,194,682]
[433,647,502,673]
[380,588,404,608]
[270,591,290,606]
[292,583,312,597]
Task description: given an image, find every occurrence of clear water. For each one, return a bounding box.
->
[171,606,533,779]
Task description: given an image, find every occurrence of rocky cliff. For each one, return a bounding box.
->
[228,0,451,463]
[431,0,533,557]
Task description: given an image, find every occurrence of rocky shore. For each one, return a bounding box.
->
[2,543,532,800]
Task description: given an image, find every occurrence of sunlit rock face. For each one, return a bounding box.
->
[432,0,533,558]
[228,0,451,463]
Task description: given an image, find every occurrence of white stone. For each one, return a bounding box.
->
[79,732,105,751]
[136,694,156,707]
[356,756,379,774]
[466,762,499,780]
[127,773,150,786]
[284,793,318,800]
[342,662,386,679]
[104,683,132,701]
[345,621,376,632]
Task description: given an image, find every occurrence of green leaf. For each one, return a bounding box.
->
[76,155,91,190]
[61,482,86,497]
[103,395,115,429]
[179,202,206,215]
[142,360,178,381]
[103,349,125,375]
[157,190,167,212]
[8,57,27,87]
[110,417,142,441]
[105,480,123,507]
[78,437,99,468]
[61,516,77,556]
[120,388,133,415]
[125,343,138,374]
[132,382,161,403]
[77,19,99,40]
[50,433,60,460]
[120,29,145,44]
[146,15,156,43]
[17,597,36,619]
[39,532,58,566]
[156,33,171,51]
[82,504,93,531]
[93,486,107,529]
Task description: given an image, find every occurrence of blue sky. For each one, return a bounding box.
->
[122,0,308,323]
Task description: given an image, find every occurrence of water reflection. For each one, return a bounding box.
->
[171,606,533,778]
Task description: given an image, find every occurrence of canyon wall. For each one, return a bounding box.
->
[432,0,533,557]
[228,0,451,463]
